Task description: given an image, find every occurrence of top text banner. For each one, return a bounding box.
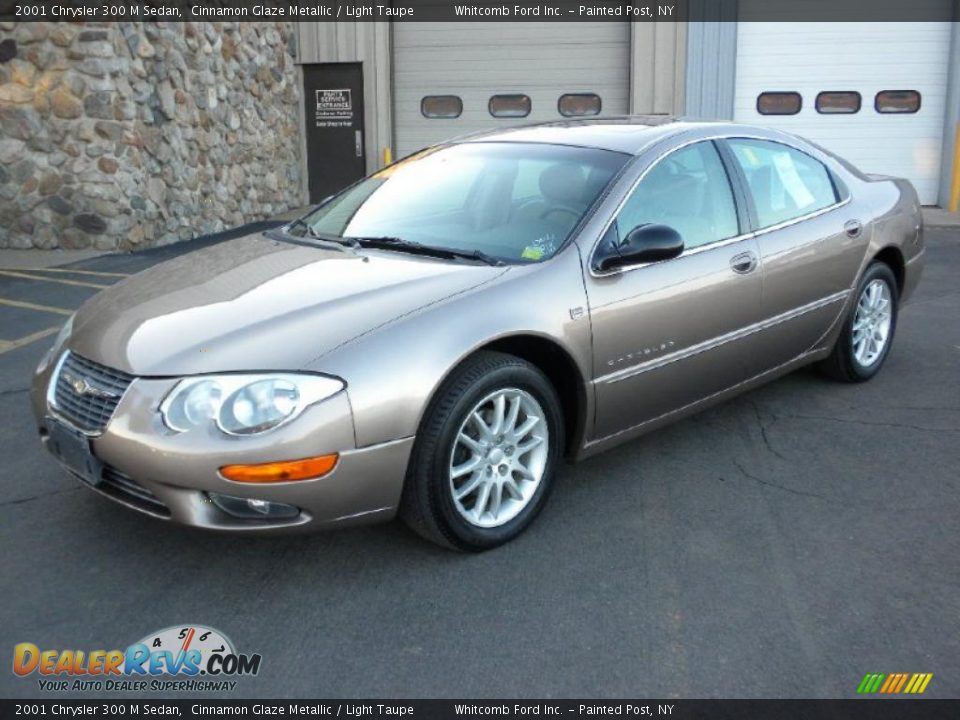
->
[1,0,956,22]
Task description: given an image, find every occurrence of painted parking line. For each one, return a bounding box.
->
[0,298,75,316]
[0,270,109,290]
[11,267,130,279]
[0,326,59,356]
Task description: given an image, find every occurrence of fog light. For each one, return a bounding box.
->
[208,492,300,520]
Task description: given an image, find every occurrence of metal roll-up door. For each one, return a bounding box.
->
[392,22,631,157]
[734,20,952,204]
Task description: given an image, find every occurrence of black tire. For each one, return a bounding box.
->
[400,351,564,551]
[819,261,899,383]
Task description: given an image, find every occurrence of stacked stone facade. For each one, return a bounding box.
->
[0,21,302,250]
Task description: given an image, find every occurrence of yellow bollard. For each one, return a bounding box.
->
[383,146,393,167]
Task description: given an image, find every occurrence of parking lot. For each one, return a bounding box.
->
[1,227,958,699]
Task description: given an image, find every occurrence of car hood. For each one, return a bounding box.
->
[68,233,508,376]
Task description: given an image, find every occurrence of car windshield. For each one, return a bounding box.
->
[299,142,630,263]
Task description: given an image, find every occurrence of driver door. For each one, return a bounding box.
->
[584,140,764,440]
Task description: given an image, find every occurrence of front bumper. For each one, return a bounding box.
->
[32,355,413,533]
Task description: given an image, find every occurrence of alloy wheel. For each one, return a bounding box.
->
[448,388,549,529]
[852,278,893,367]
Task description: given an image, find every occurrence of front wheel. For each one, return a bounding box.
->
[819,261,899,382]
[400,351,564,551]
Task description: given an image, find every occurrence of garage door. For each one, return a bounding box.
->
[734,21,951,204]
[392,22,630,157]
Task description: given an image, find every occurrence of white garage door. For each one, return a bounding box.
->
[734,21,951,204]
[392,22,630,157]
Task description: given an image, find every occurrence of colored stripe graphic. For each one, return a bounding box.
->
[857,674,885,693]
[857,672,932,694]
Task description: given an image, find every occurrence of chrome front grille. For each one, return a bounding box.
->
[52,352,134,434]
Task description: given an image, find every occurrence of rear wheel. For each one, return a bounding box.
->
[400,351,563,551]
[819,261,898,382]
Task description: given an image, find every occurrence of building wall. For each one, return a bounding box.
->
[297,20,685,176]
[684,16,738,119]
[630,21,687,115]
[296,22,392,175]
[0,21,303,250]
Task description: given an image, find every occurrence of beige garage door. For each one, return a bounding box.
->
[392,22,630,157]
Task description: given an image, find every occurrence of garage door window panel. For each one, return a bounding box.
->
[616,142,740,251]
[727,139,839,230]
[489,94,531,118]
[558,94,602,117]
[757,92,802,115]
[421,95,463,119]
[875,90,921,114]
[816,91,861,114]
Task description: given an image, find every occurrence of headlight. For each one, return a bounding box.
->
[36,314,74,375]
[160,374,344,435]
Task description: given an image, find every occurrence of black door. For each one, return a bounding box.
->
[302,63,366,203]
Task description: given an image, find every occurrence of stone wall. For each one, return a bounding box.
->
[0,21,303,250]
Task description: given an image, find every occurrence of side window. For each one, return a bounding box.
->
[727,139,838,229]
[617,142,739,251]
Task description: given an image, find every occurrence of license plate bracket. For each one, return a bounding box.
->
[46,417,102,488]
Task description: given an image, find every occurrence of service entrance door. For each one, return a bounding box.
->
[302,63,366,203]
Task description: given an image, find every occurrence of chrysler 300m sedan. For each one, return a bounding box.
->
[32,119,924,550]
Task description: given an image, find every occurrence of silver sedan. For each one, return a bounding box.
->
[32,119,924,550]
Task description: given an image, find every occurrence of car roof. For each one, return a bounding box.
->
[459,117,754,155]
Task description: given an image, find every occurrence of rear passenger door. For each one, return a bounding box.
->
[585,140,764,440]
[721,138,865,366]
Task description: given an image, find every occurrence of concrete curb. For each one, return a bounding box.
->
[0,205,308,271]
[922,207,960,228]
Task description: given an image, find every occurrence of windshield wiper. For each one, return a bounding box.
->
[347,236,504,266]
[266,220,358,250]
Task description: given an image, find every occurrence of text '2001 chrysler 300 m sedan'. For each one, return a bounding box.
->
[32,118,924,550]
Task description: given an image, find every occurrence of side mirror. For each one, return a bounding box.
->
[595,224,684,272]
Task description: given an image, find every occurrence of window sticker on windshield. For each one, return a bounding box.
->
[772,151,816,209]
[522,246,545,260]
[534,233,558,253]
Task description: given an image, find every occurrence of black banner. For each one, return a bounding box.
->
[1,0,957,22]
[2,700,960,720]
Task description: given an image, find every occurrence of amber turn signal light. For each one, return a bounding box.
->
[219,454,339,483]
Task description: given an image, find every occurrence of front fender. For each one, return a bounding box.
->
[309,245,594,448]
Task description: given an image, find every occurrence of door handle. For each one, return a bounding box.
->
[844,219,863,238]
[730,251,758,274]
[355,130,363,158]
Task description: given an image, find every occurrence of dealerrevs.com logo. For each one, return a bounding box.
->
[13,625,262,693]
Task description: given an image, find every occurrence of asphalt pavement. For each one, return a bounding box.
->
[1,228,958,699]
